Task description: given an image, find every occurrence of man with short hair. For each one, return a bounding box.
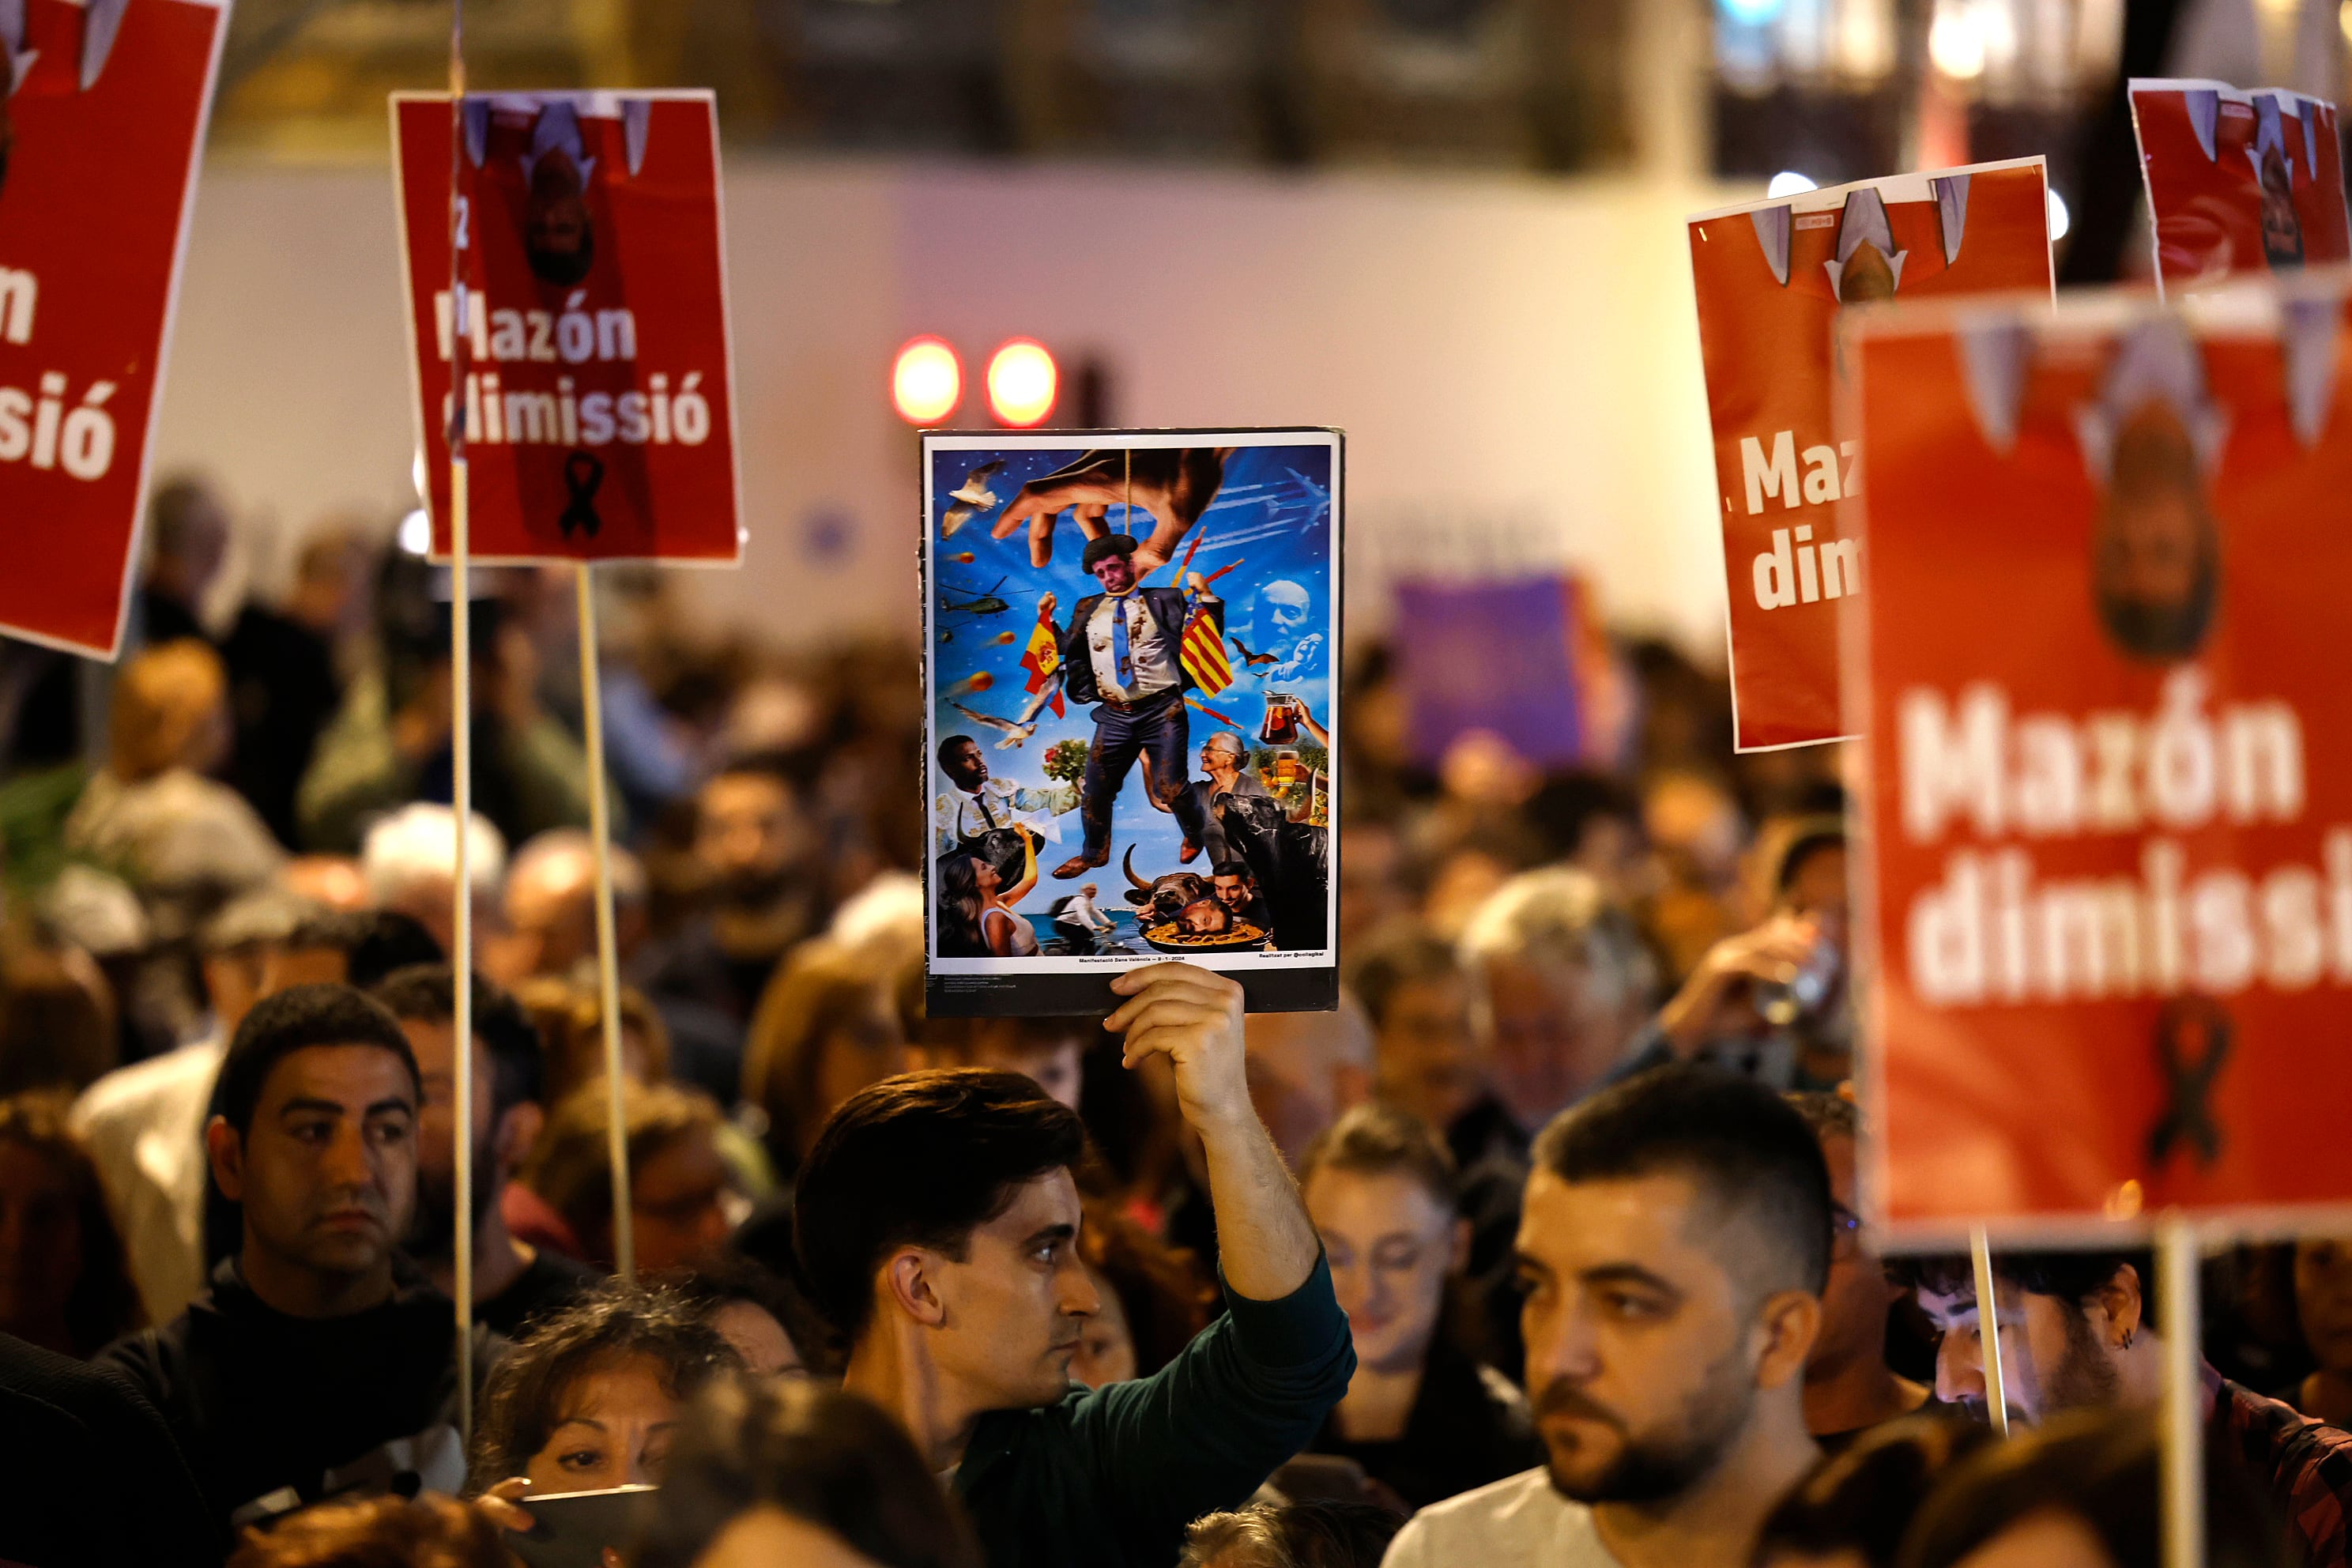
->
[101,984,483,1532]
[1785,1093,1926,1449]
[1212,859,1272,933]
[371,964,593,1335]
[1385,1066,1829,1568]
[797,962,1351,1568]
[72,888,323,1323]
[639,757,824,1031]
[1902,1248,2352,1566]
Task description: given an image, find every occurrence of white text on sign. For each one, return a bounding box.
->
[1740,429,1862,610]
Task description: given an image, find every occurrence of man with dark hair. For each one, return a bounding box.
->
[1211,859,1271,933]
[797,962,1351,1568]
[2093,400,2222,662]
[1386,1065,1828,1568]
[1043,533,1219,879]
[639,756,823,1032]
[1898,1246,2352,1566]
[522,123,594,287]
[1785,1093,1927,1449]
[372,964,593,1336]
[933,732,1072,886]
[100,984,484,1532]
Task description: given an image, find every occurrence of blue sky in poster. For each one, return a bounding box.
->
[928,441,1333,917]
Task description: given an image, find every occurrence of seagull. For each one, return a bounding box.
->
[1228,636,1280,669]
[952,700,1038,749]
[942,460,1005,537]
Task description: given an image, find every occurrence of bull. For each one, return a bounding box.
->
[1121,847,1212,926]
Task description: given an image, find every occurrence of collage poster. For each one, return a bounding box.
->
[922,431,1341,1017]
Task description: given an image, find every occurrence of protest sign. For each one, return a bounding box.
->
[1393,576,1586,771]
[0,0,228,658]
[923,431,1340,1016]
[390,91,741,564]
[1847,280,2352,1238]
[1688,159,2052,752]
[2130,79,2350,293]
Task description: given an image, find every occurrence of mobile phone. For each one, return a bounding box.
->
[507,1485,655,1568]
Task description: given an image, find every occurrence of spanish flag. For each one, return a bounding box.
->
[1180,599,1232,696]
[1020,605,1064,718]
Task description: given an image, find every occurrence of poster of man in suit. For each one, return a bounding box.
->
[922,430,1340,1016]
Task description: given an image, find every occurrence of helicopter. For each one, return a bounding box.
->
[937,575,1012,626]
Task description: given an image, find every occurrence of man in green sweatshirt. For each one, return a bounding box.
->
[793,961,1353,1568]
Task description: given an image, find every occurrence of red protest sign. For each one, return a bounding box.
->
[391,92,741,564]
[1688,160,2052,752]
[2131,79,2351,292]
[0,0,227,658]
[1849,283,2352,1235]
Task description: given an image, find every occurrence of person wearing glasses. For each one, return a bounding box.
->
[1788,1092,1928,1451]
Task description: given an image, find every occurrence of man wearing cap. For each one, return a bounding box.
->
[1042,533,1219,880]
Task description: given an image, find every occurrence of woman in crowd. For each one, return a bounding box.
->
[1752,1415,1992,1568]
[469,1283,742,1505]
[631,1372,978,1568]
[740,937,910,1173]
[227,1494,514,1568]
[1069,1199,1219,1388]
[1178,1500,1403,1568]
[1899,1411,2287,1568]
[0,1091,142,1358]
[63,639,285,925]
[665,1253,840,1379]
[1295,1104,1539,1510]
[519,1081,738,1274]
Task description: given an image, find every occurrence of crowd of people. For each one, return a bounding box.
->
[0,479,2344,1567]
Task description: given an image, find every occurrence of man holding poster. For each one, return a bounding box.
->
[0,0,226,658]
[1846,280,2352,1235]
[391,91,741,564]
[1687,159,2053,752]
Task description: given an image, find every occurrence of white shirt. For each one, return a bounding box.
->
[1087,592,1179,700]
[1381,1470,1621,1568]
[69,1032,226,1325]
[1057,889,1110,930]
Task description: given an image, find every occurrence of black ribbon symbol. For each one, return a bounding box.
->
[2147,997,2233,1168]
[559,450,605,540]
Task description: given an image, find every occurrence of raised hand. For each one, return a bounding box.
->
[993,448,1231,571]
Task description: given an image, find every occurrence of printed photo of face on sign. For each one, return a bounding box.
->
[1687,157,2053,752]
[922,431,1341,1018]
[393,91,741,567]
[2130,80,2352,292]
[1848,289,2352,1233]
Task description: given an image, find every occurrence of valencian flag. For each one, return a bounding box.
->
[1019,603,1064,718]
[1181,590,1234,695]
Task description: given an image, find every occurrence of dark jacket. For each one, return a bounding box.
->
[1306,1337,1540,1510]
[98,1259,495,1533]
[0,1332,226,1568]
[1060,589,1221,707]
[953,1254,1355,1568]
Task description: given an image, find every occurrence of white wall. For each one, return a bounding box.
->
[155,156,1738,656]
